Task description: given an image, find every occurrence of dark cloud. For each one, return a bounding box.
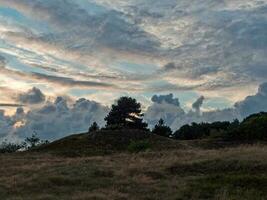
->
[151,93,180,106]
[0,104,24,107]
[31,72,118,89]
[18,87,45,104]
[192,96,205,113]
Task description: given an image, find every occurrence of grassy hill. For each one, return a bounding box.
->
[34,129,185,156]
[1,130,267,200]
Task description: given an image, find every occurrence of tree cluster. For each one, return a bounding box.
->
[88,96,267,142]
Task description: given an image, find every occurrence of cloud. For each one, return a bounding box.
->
[235,82,267,118]
[1,0,267,138]
[10,96,109,141]
[146,82,267,130]
[0,110,14,138]
[1,82,267,141]
[18,87,45,104]
[0,55,119,90]
[0,104,24,107]
[31,73,119,89]
[192,96,205,113]
[145,94,185,128]
[1,0,267,99]
[0,0,161,54]
[151,93,180,106]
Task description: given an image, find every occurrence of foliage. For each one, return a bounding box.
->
[88,122,100,133]
[0,141,26,153]
[25,133,49,149]
[173,112,267,141]
[0,134,50,153]
[152,119,172,137]
[127,140,151,153]
[25,134,41,148]
[105,96,148,130]
[173,121,231,140]
[226,112,267,140]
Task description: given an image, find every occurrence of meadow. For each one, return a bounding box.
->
[1,138,267,200]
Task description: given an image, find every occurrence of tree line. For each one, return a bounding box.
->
[89,96,267,141]
[1,96,266,153]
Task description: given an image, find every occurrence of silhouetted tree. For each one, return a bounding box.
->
[226,112,267,140]
[152,119,172,137]
[25,133,40,148]
[105,96,148,130]
[89,122,100,133]
[173,121,231,140]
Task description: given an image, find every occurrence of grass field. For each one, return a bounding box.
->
[1,138,267,200]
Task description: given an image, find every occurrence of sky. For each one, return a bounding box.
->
[0,0,267,141]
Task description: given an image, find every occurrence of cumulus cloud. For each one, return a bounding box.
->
[192,96,205,113]
[0,110,13,138]
[11,96,109,141]
[235,82,267,118]
[18,87,45,104]
[151,94,180,106]
[0,87,110,142]
[145,82,267,130]
[145,94,185,128]
[1,82,267,142]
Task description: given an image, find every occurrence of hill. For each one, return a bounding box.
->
[1,127,267,199]
[34,129,184,156]
[1,141,267,199]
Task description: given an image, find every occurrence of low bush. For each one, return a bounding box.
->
[0,141,25,153]
[127,140,151,153]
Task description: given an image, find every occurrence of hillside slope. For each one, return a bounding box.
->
[1,143,267,200]
[35,129,184,156]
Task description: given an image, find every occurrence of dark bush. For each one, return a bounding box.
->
[127,140,151,153]
[0,141,25,153]
[226,112,267,141]
[152,119,172,137]
[88,122,100,133]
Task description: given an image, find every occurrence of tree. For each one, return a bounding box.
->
[25,133,40,148]
[89,122,100,133]
[105,96,148,130]
[152,119,172,137]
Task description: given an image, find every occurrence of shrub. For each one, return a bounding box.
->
[0,141,26,153]
[127,140,151,153]
[173,121,231,140]
[25,134,49,149]
[152,119,172,137]
[25,134,41,148]
[88,122,100,133]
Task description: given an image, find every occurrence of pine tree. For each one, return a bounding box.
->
[105,96,148,130]
[89,122,100,133]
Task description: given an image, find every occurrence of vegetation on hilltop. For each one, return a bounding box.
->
[104,96,148,130]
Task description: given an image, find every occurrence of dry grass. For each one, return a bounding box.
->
[1,143,267,199]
